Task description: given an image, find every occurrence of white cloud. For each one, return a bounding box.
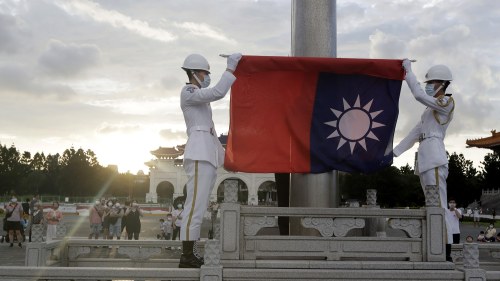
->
[53,0,176,43]
[38,39,101,77]
[0,63,76,99]
[368,29,406,59]
[175,21,236,44]
[0,12,27,53]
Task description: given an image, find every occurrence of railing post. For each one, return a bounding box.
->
[424,186,445,261]
[25,242,46,266]
[200,239,222,281]
[220,179,240,260]
[364,189,386,237]
[463,243,486,281]
[31,224,45,242]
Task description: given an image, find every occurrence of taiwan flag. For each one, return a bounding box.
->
[224,56,405,174]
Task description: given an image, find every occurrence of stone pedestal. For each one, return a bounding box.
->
[425,207,445,261]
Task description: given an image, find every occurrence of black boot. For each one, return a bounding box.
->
[179,241,203,268]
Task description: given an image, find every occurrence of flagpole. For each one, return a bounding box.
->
[289,0,339,236]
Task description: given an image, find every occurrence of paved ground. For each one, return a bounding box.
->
[0,215,498,267]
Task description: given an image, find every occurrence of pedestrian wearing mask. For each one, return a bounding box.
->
[45,201,62,242]
[125,201,143,240]
[108,202,124,240]
[5,197,24,247]
[172,203,184,242]
[88,201,103,239]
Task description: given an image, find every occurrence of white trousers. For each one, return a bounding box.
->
[181,160,216,241]
[419,165,449,209]
[419,165,452,242]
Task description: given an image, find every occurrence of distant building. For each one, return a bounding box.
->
[145,135,276,205]
[466,130,500,211]
[466,129,500,153]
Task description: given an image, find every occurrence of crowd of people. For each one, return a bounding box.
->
[87,198,144,240]
[2,194,62,247]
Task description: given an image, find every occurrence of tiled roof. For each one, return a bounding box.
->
[466,130,500,150]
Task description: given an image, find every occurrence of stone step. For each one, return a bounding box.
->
[222,268,465,281]
[221,260,456,270]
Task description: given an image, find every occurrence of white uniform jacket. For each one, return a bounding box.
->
[181,71,236,168]
[393,71,455,173]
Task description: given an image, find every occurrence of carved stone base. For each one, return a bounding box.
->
[424,185,440,207]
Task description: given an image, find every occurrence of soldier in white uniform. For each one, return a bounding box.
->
[178,53,241,268]
[394,59,455,261]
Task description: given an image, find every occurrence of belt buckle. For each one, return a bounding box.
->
[418,134,425,142]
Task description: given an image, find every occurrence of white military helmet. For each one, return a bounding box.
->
[424,65,452,82]
[182,54,210,73]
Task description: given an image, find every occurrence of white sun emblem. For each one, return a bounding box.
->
[324,95,386,154]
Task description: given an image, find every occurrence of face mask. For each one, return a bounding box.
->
[425,83,435,96]
[177,204,182,209]
[449,203,456,208]
[34,207,38,211]
[193,72,211,88]
[167,218,172,221]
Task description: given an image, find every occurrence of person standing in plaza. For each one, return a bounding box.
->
[45,201,63,242]
[178,52,241,268]
[28,194,40,242]
[5,197,24,247]
[165,213,173,240]
[107,201,124,240]
[445,199,462,246]
[171,203,183,241]
[473,207,481,228]
[125,201,143,240]
[30,202,44,241]
[393,59,455,261]
[88,200,103,239]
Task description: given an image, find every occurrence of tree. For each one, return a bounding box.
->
[0,144,31,195]
[447,152,480,206]
[340,165,423,208]
[480,152,500,190]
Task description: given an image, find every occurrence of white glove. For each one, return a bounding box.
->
[402,58,412,73]
[227,53,242,71]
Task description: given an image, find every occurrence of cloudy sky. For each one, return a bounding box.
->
[0,0,498,174]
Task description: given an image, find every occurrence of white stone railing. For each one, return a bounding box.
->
[451,243,500,263]
[26,239,190,267]
[219,179,446,263]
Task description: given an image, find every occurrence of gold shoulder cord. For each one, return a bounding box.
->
[433,96,455,125]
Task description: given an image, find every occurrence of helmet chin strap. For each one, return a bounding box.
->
[191,71,202,86]
[433,83,445,96]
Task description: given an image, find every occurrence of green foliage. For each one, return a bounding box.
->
[341,151,499,208]
[480,152,500,189]
[447,152,481,206]
[0,142,145,199]
[340,165,423,207]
